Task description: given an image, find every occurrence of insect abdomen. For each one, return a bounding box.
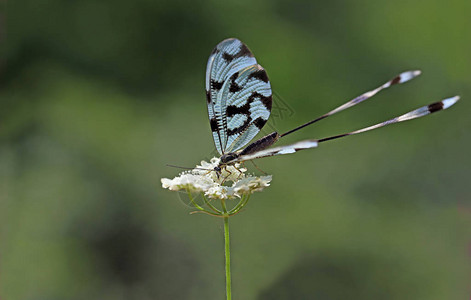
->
[239,132,280,156]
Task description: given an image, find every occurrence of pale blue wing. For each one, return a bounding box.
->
[206,38,265,154]
[220,64,272,153]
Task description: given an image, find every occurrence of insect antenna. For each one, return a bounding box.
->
[280,70,421,138]
[166,164,213,171]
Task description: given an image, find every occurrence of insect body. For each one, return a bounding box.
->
[205,38,458,174]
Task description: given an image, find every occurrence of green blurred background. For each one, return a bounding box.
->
[1,0,470,299]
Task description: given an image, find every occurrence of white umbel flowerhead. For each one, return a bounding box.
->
[161,157,272,200]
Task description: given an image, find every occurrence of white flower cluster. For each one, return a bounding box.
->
[161,158,272,199]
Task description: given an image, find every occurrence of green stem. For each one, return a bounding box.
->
[202,194,221,214]
[221,200,232,300]
[224,215,232,300]
[227,195,246,214]
[228,195,250,215]
[187,190,220,216]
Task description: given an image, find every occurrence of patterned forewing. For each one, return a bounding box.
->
[221,65,272,153]
[205,38,258,154]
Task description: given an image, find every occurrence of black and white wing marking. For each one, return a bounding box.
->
[222,65,272,153]
[206,38,272,155]
[236,140,319,162]
[317,96,460,142]
[234,96,459,163]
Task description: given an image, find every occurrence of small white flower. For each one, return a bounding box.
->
[161,158,271,200]
[233,176,272,195]
[206,185,232,200]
